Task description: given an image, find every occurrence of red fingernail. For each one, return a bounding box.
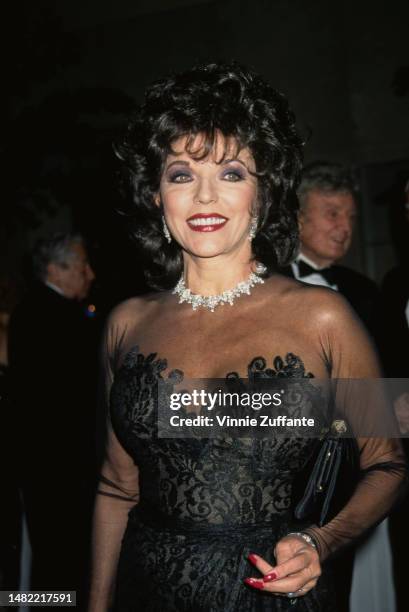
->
[248,553,258,565]
[244,578,264,590]
[263,571,278,583]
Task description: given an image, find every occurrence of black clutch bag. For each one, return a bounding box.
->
[293,420,360,527]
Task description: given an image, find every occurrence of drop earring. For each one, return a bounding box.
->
[162,215,172,243]
[248,216,258,241]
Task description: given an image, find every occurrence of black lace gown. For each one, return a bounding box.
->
[111,350,334,611]
[95,278,406,612]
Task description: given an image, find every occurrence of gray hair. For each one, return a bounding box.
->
[297,162,359,209]
[32,233,85,282]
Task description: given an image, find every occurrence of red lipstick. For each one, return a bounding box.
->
[186,213,228,233]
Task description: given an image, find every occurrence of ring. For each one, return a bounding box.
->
[286,588,305,598]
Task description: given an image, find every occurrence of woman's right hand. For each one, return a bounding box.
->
[244,534,321,599]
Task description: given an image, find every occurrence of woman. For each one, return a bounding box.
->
[88,62,406,611]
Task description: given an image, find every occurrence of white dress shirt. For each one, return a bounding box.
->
[45,281,65,297]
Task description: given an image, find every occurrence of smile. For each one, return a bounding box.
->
[186,214,228,232]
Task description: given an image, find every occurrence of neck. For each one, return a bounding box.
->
[182,253,255,296]
[299,249,334,269]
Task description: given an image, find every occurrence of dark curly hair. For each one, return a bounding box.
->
[117,61,304,290]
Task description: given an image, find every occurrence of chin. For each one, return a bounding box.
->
[333,249,347,260]
[182,237,230,258]
[186,247,226,259]
[322,247,344,261]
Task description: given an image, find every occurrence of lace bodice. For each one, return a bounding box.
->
[98,276,406,562]
[110,347,318,528]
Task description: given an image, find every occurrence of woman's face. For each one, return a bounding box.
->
[157,134,258,260]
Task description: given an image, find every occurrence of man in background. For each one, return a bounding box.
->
[8,233,97,610]
[287,162,379,340]
[282,162,394,612]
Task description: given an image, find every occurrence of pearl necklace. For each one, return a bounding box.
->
[173,264,266,312]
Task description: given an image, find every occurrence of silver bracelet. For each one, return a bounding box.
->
[286,531,317,551]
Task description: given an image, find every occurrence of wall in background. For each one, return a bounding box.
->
[3,0,409,290]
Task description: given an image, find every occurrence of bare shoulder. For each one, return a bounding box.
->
[271,274,360,329]
[299,284,353,320]
[106,291,165,331]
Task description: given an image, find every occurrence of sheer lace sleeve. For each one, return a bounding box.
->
[89,303,140,612]
[304,292,407,561]
[96,305,140,503]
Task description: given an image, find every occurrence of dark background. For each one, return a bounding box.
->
[3,0,409,304]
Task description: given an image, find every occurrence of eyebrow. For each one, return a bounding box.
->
[322,204,358,216]
[165,160,190,170]
[323,202,356,210]
[165,158,248,171]
[223,158,248,168]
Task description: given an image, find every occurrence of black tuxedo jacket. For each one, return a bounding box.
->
[8,287,100,600]
[8,282,98,474]
[281,264,380,344]
[378,265,409,377]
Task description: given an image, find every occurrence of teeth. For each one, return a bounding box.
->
[188,217,226,226]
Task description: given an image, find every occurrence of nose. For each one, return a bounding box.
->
[337,214,354,235]
[194,177,217,205]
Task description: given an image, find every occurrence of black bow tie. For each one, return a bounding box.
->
[297,260,336,285]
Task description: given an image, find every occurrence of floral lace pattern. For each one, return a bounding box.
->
[110,347,335,611]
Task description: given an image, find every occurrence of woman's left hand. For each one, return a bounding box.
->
[243,534,321,598]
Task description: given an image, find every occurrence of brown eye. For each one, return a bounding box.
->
[169,172,192,183]
[222,171,244,182]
